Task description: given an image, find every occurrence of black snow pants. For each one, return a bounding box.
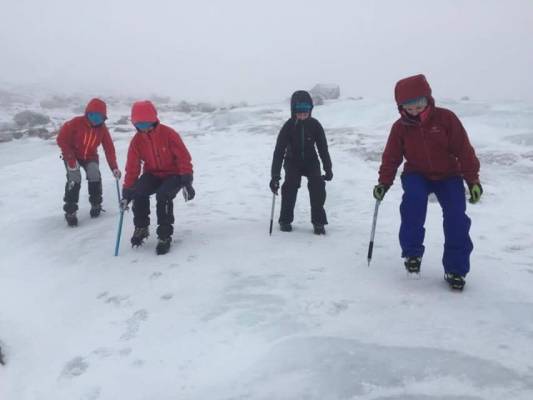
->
[130,173,182,239]
[279,162,327,226]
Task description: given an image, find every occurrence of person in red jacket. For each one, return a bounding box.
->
[56,98,121,226]
[121,100,195,255]
[373,74,482,290]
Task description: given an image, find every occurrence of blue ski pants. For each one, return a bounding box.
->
[399,173,473,276]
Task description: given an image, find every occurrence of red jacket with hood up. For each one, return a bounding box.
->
[56,98,118,170]
[378,74,480,186]
[123,101,193,189]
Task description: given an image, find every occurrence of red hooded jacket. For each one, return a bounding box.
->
[123,101,193,189]
[56,98,118,170]
[378,75,480,186]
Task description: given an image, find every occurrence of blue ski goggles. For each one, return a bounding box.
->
[294,102,312,112]
[134,121,156,131]
[401,96,428,107]
[86,112,105,126]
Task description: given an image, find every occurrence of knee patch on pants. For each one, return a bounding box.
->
[84,161,102,182]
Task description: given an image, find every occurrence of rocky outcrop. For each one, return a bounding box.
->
[13,110,51,128]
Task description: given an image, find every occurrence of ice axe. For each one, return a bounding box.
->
[269,192,277,235]
[367,199,381,266]
[114,178,125,256]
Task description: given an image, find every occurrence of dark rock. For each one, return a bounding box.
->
[461,96,470,101]
[312,94,325,106]
[114,127,132,133]
[13,110,51,127]
[116,116,129,125]
[0,131,13,143]
[150,95,171,104]
[27,127,54,139]
[197,102,217,113]
[176,101,194,113]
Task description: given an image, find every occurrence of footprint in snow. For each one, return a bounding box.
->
[120,309,149,341]
[150,271,163,280]
[60,356,89,378]
[161,293,174,301]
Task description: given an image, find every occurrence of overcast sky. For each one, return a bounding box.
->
[1,0,532,103]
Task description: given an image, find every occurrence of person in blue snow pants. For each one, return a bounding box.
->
[373,74,483,290]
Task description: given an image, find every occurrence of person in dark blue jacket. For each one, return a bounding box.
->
[270,90,333,235]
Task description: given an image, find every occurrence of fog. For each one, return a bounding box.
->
[1,0,532,102]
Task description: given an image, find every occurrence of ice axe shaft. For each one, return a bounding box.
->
[367,199,381,266]
[114,179,124,256]
[269,192,277,235]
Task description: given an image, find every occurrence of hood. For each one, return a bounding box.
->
[85,98,107,118]
[290,90,314,118]
[394,74,434,107]
[131,100,159,124]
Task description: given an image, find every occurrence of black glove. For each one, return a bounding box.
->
[120,187,135,211]
[323,169,333,181]
[183,184,195,201]
[373,184,390,201]
[270,176,281,194]
[180,174,193,186]
[122,187,134,201]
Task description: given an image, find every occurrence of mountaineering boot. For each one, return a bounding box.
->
[313,224,326,235]
[404,256,422,274]
[65,211,78,227]
[90,204,103,218]
[131,227,149,247]
[279,222,292,232]
[156,237,172,255]
[444,273,465,290]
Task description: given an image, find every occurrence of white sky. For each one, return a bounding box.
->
[1,0,532,102]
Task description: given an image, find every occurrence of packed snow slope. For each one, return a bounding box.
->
[1,97,533,400]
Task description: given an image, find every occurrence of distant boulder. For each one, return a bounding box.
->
[13,110,51,128]
[27,127,54,139]
[197,102,217,113]
[150,95,171,104]
[115,116,129,125]
[312,95,325,106]
[310,84,341,100]
[0,131,13,143]
[175,101,194,113]
[114,127,132,133]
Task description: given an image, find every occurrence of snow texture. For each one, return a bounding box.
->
[1,97,533,400]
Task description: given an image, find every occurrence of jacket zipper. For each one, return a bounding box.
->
[301,125,305,160]
[84,129,95,159]
[147,133,162,169]
[421,128,434,173]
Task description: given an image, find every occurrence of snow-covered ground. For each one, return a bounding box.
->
[1,97,533,400]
